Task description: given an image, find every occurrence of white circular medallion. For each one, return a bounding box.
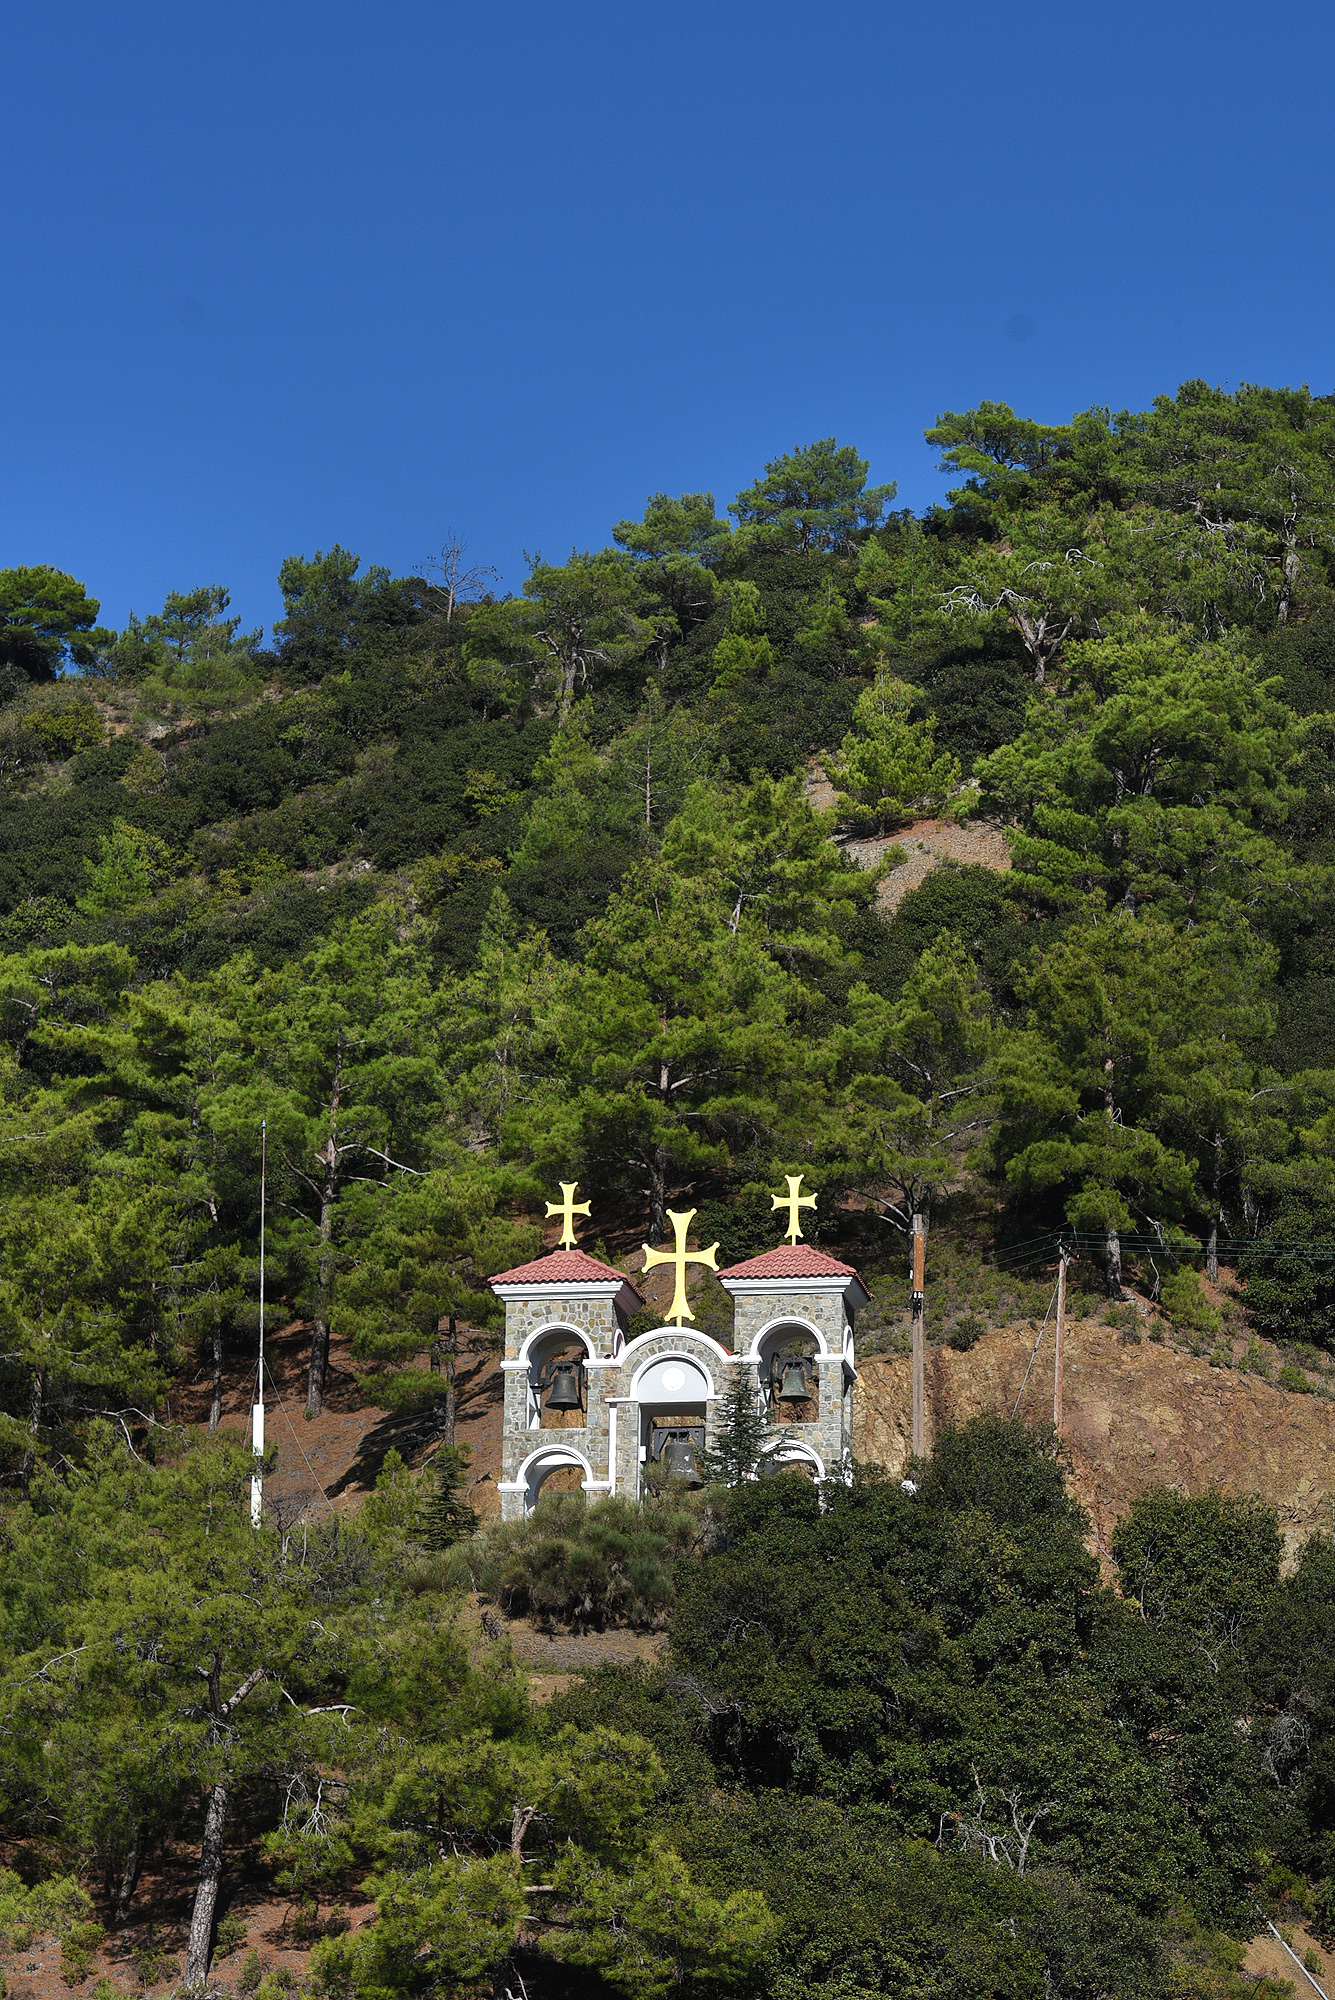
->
[660,1365,687,1392]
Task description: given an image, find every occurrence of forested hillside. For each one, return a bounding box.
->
[5,386,1335,1996]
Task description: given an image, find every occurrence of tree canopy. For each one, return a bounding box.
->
[3,394,1335,1992]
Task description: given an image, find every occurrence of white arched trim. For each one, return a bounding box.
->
[768,1438,826,1479]
[617,1326,735,1372]
[628,1347,720,1402]
[508,1442,597,1515]
[740,1313,832,1362]
[513,1320,601,1367]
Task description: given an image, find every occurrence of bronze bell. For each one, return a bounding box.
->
[777,1358,809,1400]
[545,1360,583,1410]
[662,1434,704,1486]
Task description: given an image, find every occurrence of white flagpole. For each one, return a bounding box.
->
[251,1119,266,1528]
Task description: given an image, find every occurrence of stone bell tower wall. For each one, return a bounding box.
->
[490,1240,869,1515]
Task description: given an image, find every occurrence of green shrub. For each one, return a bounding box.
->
[1278,1363,1313,1393]
[1313,1875,1335,1940]
[60,1920,106,1984]
[453,1491,699,1633]
[290,1899,344,1943]
[826,668,962,830]
[1160,1266,1221,1336]
[0,1870,94,1951]
[23,701,103,759]
[214,1911,249,1958]
[946,1314,985,1352]
[128,1924,176,1987]
[237,1946,265,1996]
[255,1971,297,2000]
[1240,1338,1273,1381]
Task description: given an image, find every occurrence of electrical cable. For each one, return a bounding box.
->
[260,1353,336,1515]
[1011,1275,1062,1420]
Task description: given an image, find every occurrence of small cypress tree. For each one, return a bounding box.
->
[700,1377,782,1486]
[419,1444,480,1550]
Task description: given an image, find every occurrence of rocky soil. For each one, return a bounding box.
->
[858,1313,1335,1565]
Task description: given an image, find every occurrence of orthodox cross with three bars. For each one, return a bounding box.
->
[641,1209,720,1325]
[772,1173,816,1244]
[546,1181,591,1249]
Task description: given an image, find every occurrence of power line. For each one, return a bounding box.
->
[993,1232,1335,1273]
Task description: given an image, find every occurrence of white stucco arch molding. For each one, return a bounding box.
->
[628,1349,719,1403]
[497,1442,598,1515]
[618,1326,735,1389]
[739,1313,832,1363]
[767,1438,826,1480]
[508,1320,603,1370]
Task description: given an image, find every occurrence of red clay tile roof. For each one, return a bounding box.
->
[489,1248,644,1297]
[716,1244,862,1281]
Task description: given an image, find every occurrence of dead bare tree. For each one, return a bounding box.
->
[937,1767,1051,1876]
[419,531,498,627]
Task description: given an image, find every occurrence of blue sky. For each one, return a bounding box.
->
[5,0,1335,637]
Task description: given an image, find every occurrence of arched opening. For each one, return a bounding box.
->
[518,1445,592,1515]
[525,1327,589,1431]
[632,1353,711,1493]
[534,1462,586,1500]
[757,1322,820,1424]
[762,1441,824,1482]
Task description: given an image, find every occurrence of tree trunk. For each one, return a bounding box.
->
[1052,1251,1068,1434]
[20,1367,43,1499]
[444,1314,458,1447]
[648,1135,668,1243]
[183,1664,264,1989]
[208,1283,223,1433]
[183,1781,228,1990]
[1101,1053,1123,1298]
[111,1823,144,1927]
[910,1208,928,1458]
[1206,1129,1223,1284]
[1279,536,1299,625]
[307,1044,343,1419]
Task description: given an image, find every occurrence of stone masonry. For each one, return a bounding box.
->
[491,1242,871,1518]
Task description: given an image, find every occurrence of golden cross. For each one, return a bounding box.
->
[772,1173,817,1244]
[640,1209,720,1325]
[545,1180,591,1250]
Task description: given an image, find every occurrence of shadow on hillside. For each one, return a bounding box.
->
[327,1349,503,1498]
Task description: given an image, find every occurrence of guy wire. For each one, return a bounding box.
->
[1011,1275,1062,1420]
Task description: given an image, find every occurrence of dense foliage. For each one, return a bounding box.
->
[4,1420,1331,1997]
[4,393,1335,1990]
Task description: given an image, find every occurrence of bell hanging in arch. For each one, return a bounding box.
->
[662,1433,704,1487]
[777,1357,810,1400]
[545,1359,583,1410]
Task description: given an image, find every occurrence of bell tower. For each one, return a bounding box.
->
[490,1178,868,1515]
[716,1238,869,1481]
[492,1236,643,1520]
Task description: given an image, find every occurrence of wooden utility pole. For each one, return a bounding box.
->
[911,1219,926,1458]
[1052,1244,1069,1435]
[251,1120,266,1530]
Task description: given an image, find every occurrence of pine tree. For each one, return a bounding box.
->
[825,668,961,831]
[419,1444,480,1550]
[976,632,1308,925]
[700,1377,781,1486]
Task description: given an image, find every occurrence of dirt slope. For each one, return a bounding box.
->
[857,1316,1335,1564]
[170,1316,508,1524]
